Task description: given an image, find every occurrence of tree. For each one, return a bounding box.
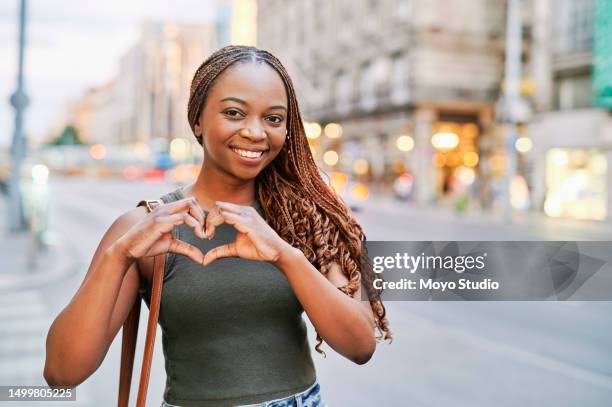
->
[48,125,84,146]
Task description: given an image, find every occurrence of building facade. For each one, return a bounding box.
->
[257,0,507,207]
[528,0,611,221]
[59,21,216,164]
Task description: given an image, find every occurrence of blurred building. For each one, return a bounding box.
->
[528,0,611,221]
[55,0,257,166]
[56,21,216,167]
[257,0,507,206]
[114,21,216,149]
[217,0,258,46]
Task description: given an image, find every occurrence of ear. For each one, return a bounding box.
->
[194,122,202,137]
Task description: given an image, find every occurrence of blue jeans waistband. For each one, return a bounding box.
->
[161,379,327,407]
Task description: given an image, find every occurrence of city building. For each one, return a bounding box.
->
[528,0,611,221]
[256,0,508,208]
[55,0,258,165]
[217,0,258,46]
[54,20,216,165]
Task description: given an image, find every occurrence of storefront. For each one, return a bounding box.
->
[528,108,612,222]
[544,148,607,220]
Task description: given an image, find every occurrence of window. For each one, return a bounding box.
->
[360,62,376,110]
[335,70,353,115]
[390,53,410,104]
[554,75,593,109]
[555,0,595,53]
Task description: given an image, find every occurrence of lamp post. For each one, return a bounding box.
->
[501,0,522,220]
[8,0,29,232]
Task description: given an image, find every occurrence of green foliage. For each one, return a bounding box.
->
[48,125,84,146]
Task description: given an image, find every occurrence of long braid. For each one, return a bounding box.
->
[188,45,392,355]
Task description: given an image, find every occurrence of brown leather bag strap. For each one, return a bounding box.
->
[135,253,165,407]
[118,199,165,407]
[117,292,140,407]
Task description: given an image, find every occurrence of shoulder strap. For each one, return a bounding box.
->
[118,200,165,407]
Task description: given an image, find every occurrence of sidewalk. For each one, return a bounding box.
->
[360,196,612,240]
[0,192,78,293]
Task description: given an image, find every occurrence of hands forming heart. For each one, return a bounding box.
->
[201,200,295,266]
[116,197,299,269]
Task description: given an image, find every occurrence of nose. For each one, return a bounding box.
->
[239,121,266,141]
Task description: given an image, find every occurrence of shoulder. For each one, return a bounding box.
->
[107,206,150,239]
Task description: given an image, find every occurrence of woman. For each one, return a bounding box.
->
[44,45,392,407]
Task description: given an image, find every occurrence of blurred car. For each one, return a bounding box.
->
[393,172,415,201]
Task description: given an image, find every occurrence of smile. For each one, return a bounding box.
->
[230,147,265,159]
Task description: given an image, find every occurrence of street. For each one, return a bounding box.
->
[1,176,611,407]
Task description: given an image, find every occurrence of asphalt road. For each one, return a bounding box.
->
[2,176,610,407]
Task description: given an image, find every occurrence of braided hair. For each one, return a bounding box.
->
[187,45,392,355]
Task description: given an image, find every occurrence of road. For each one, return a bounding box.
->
[1,176,611,407]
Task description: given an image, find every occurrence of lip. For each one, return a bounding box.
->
[230,146,267,165]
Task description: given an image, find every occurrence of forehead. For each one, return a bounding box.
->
[208,61,288,105]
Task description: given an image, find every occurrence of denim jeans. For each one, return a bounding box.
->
[160,379,328,407]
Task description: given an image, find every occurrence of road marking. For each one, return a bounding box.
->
[407,312,612,391]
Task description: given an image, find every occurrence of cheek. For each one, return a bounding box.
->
[202,119,240,150]
[269,127,288,148]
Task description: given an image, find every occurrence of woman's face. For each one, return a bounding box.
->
[195,61,289,181]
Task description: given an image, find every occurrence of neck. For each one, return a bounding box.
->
[183,159,257,211]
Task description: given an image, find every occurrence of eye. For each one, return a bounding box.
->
[223,108,244,118]
[266,115,284,125]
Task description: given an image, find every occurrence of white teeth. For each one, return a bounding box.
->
[232,148,263,158]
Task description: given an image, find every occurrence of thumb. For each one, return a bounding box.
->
[167,238,205,265]
[202,242,238,266]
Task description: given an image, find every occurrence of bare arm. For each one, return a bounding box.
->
[43,207,146,386]
[44,196,207,386]
[275,249,377,365]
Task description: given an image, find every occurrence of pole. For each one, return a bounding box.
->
[502,0,522,220]
[8,0,29,232]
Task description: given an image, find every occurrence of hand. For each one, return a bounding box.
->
[115,197,207,264]
[202,201,298,267]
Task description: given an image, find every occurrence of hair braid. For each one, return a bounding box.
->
[187,45,392,356]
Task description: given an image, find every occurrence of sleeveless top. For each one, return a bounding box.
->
[139,187,316,407]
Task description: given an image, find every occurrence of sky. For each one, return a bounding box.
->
[0,0,216,148]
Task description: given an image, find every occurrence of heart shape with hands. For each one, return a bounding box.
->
[117,197,298,268]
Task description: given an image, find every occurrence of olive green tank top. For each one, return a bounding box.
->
[139,187,316,407]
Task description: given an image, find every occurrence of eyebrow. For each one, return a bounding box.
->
[220,96,287,112]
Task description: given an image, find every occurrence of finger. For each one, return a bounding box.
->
[186,199,206,228]
[162,197,198,214]
[155,213,205,239]
[217,210,252,234]
[214,201,247,214]
[182,211,206,239]
[202,242,238,266]
[204,206,226,239]
[167,238,205,265]
[152,213,183,233]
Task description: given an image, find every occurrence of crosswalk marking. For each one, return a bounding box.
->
[0,288,94,405]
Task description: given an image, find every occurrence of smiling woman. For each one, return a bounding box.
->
[43,45,392,407]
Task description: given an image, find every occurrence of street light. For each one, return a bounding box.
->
[515,137,533,153]
[431,132,459,150]
[304,122,321,139]
[323,150,339,166]
[8,0,29,232]
[500,0,527,220]
[396,134,414,152]
[324,123,343,138]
